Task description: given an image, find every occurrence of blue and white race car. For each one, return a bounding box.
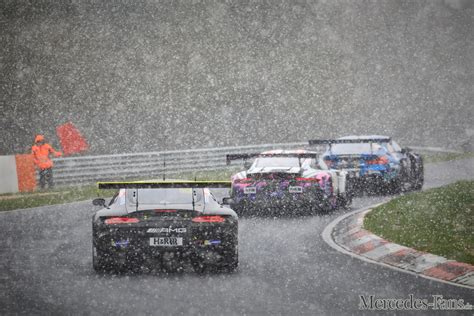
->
[309,136,424,194]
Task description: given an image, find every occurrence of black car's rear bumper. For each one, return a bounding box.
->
[93,222,237,267]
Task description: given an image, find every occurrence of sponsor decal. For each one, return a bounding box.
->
[112,239,130,248]
[204,240,221,245]
[147,227,187,234]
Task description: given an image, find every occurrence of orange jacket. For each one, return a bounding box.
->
[32,143,62,170]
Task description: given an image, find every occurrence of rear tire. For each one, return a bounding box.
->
[93,240,127,273]
[230,203,245,217]
[220,244,239,273]
[220,223,239,272]
[92,243,107,272]
[317,199,334,215]
[413,173,424,190]
[411,157,424,191]
[337,192,352,209]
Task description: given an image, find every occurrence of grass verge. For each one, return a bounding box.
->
[422,151,474,164]
[0,168,239,212]
[364,180,474,264]
[0,185,101,212]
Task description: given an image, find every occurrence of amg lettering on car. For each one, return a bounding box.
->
[147,227,187,233]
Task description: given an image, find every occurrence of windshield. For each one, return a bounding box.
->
[254,157,303,168]
[328,143,386,155]
[126,188,202,205]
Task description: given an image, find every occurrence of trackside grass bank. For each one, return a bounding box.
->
[0,168,238,212]
[422,151,474,164]
[364,180,474,265]
[0,186,103,212]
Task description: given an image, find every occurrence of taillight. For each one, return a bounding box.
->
[192,216,225,223]
[104,217,140,225]
[295,177,319,182]
[234,178,251,184]
[367,156,389,165]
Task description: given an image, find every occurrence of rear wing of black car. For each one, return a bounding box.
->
[308,137,391,146]
[98,180,232,189]
[226,153,319,165]
[97,181,232,212]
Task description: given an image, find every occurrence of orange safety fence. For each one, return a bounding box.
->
[15,154,36,192]
[56,122,89,156]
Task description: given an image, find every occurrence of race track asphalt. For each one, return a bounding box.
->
[0,159,473,315]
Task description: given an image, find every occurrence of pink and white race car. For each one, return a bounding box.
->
[225,150,352,216]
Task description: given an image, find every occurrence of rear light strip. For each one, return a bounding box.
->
[105,217,140,225]
[192,216,225,223]
[366,156,389,165]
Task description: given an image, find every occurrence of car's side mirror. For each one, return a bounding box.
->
[222,197,234,205]
[243,161,252,169]
[92,198,106,207]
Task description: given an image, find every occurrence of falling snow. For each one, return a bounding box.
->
[1,0,473,155]
[0,1,473,315]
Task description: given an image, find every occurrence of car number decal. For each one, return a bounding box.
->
[150,237,183,246]
[288,186,303,193]
[244,186,256,194]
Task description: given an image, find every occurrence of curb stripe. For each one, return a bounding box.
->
[423,262,474,281]
[346,235,375,248]
[364,243,408,261]
[353,241,378,254]
[322,202,474,290]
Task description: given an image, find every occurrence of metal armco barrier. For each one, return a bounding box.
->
[51,142,308,186]
[49,142,463,187]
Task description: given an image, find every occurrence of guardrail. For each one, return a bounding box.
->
[51,142,308,186]
[49,142,463,187]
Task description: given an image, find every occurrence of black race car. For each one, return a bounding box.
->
[92,181,238,273]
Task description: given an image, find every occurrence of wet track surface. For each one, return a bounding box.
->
[0,159,473,315]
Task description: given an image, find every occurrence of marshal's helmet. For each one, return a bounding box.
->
[34,134,45,143]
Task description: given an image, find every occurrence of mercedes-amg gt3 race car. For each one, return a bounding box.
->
[310,136,424,194]
[92,181,238,273]
[226,150,352,216]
